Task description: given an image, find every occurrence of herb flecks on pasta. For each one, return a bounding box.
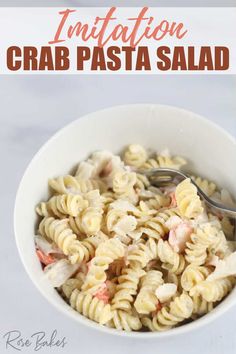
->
[35,145,236,332]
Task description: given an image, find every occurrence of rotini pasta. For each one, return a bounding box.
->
[39,217,85,264]
[82,239,125,294]
[134,270,163,314]
[185,224,224,265]
[111,310,142,331]
[143,208,180,239]
[142,293,193,331]
[144,194,171,210]
[106,208,127,234]
[208,229,229,258]
[36,194,88,218]
[68,207,103,236]
[191,294,214,317]
[127,238,159,269]
[142,153,186,171]
[35,146,236,332]
[165,272,182,291]
[123,144,147,168]
[112,171,137,195]
[62,275,85,298]
[130,201,157,225]
[181,265,211,291]
[80,232,109,262]
[69,289,113,325]
[135,173,150,191]
[191,176,216,197]
[111,266,146,311]
[175,178,203,218]
[101,191,117,209]
[158,239,186,275]
[49,175,106,195]
[190,277,235,302]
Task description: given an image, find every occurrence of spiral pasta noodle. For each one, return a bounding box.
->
[158,239,186,275]
[49,175,106,195]
[185,224,222,265]
[123,144,147,168]
[38,217,85,264]
[82,239,125,294]
[135,173,150,191]
[145,194,171,210]
[134,270,163,314]
[141,217,168,240]
[175,178,203,218]
[101,191,117,209]
[112,171,137,195]
[127,238,159,269]
[36,194,88,218]
[191,176,216,197]
[80,232,109,262]
[68,207,103,236]
[111,266,146,311]
[62,275,85,298]
[190,277,236,302]
[208,229,229,258]
[130,201,156,225]
[142,154,186,170]
[69,289,113,325]
[191,294,214,317]
[111,310,142,331]
[166,272,182,291]
[142,293,193,331]
[105,209,127,234]
[181,265,211,291]
[141,209,180,240]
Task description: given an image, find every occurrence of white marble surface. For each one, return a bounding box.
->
[0,74,236,354]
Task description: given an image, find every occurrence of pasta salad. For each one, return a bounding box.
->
[35,144,236,332]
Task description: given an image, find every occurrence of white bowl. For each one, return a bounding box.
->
[14,104,236,338]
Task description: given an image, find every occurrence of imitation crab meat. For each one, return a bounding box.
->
[93,282,110,304]
[167,217,193,253]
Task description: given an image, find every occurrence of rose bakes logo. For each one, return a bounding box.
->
[2,329,67,351]
[5,7,230,72]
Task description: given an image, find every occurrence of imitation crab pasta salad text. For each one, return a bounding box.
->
[35,145,236,332]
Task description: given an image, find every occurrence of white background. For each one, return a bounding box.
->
[0,1,236,354]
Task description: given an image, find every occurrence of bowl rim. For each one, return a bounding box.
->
[14,103,236,338]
